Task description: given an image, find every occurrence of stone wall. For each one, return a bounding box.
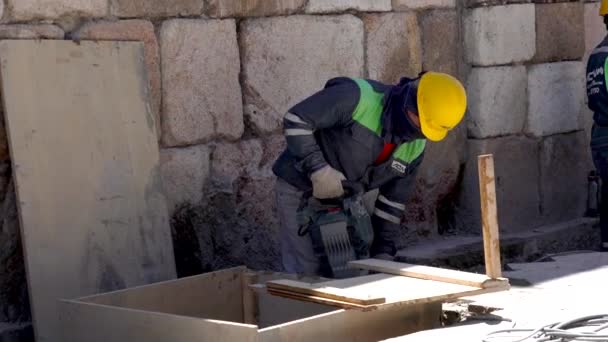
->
[457,0,597,235]
[0,0,595,326]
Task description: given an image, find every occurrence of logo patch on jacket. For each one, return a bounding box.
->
[391,160,407,174]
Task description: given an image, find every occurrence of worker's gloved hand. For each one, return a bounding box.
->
[310,165,346,199]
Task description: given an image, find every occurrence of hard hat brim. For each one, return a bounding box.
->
[419,115,448,142]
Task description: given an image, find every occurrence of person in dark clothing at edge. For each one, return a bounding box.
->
[272,71,468,275]
[587,0,608,252]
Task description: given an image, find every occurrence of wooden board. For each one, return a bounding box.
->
[348,259,509,289]
[59,267,443,342]
[258,301,441,342]
[256,290,336,328]
[267,279,386,305]
[267,288,368,310]
[0,40,177,341]
[268,273,507,311]
[81,267,245,322]
[251,272,337,328]
[59,300,258,342]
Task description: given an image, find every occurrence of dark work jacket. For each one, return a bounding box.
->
[587,35,608,152]
[272,77,426,255]
[587,35,608,127]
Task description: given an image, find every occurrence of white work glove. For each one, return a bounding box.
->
[310,165,346,199]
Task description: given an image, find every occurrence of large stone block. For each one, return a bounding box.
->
[585,2,604,62]
[210,139,264,191]
[209,138,275,224]
[306,0,391,14]
[111,0,204,18]
[464,4,536,66]
[467,66,527,138]
[73,20,161,138]
[540,132,588,225]
[420,9,460,76]
[241,15,364,133]
[457,136,541,234]
[206,0,305,17]
[161,19,243,147]
[534,2,584,63]
[527,62,585,137]
[8,0,107,21]
[363,13,421,83]
[393,0,455,10]
[160,145,210,211]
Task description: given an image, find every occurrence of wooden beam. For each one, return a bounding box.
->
[268,273,508,311]
[478,154,502,279]
[266,279,386,306]
[348,259,508,289]
[266,289,368,310]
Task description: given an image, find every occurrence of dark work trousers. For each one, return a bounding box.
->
[591,124,608,248]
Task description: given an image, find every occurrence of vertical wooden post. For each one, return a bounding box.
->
[478,154,502,279]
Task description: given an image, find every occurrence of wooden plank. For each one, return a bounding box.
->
[259,301,442,342]
[478,154,503,279]
[348,259,509,289]
[266,279,386,305]
[256,290,335,329]
[59,300,258,342]
[248,272,337,329]
[267,289,368,310]
[81,267,245,322]
[0,40,177,341]
[268,274,508,310]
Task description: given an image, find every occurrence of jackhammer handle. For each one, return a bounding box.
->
[341,180,365,196]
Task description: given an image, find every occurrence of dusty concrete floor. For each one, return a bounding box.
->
[396,217,600,269]
[385,251,608,341]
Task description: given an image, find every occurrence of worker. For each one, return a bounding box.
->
[272,72,467,275]
[586,0,608,252]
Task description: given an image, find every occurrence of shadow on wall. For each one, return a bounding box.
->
[0,166,31,323]
[170,187,282,277]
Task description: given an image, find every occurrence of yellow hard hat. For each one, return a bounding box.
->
[601,0,608,16]
[417,72,467,142]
